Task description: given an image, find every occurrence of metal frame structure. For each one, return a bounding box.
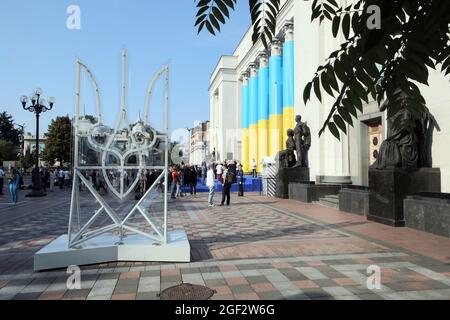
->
[68,49,170,249]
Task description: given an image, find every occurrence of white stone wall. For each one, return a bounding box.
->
[210,0,450,191]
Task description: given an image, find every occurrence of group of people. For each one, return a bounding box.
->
[169,160,246,208]
[170,163,199,199]
[0,166,73,204]
[0,166,22,204]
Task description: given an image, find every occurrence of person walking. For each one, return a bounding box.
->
[0,166,5,196]
[216,162,223,183]
[206,164,215,207]
[201,162,207,185]
[49,169,55,192]
[58,168,65,189]
[237,165,245,197]
[219,164,232,207]
[8,168,20,204]
[170,167,178,199]
[190,166,198,197]
[251,159,257,178]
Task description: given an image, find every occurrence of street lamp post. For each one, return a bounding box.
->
[20,88,55,197]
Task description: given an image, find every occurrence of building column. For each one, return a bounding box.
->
[240,73,250,172]
[248,64,259,172]
[269,38,283,157]
[282,22,295,135]
[257,53,269,172]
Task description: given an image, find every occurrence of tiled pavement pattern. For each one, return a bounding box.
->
[0,189,450,300]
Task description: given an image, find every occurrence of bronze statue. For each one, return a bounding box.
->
[286,129,297,167]
[278,129,297,168]
[293,115,311,168]
[372,90,440,170]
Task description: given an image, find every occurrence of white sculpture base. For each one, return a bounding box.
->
[34,230,191,271]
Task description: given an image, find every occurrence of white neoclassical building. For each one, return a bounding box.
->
[209,0,450,192]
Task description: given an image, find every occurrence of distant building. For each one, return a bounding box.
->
[23,133,46,166]
[189,121,210,165]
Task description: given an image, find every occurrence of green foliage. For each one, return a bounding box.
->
[20,148,34,169]
[41,116,73,166]
[195,0,281,48]
[0,111,23,145]
[0,139,18,164]
[194,0,450,140]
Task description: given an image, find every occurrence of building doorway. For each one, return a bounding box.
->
[368,119,383,167]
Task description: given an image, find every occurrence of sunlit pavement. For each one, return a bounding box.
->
[0,188,449,300]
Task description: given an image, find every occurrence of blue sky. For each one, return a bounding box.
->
[0,0,251,138]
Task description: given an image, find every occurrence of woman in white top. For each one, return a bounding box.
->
[206,165,216,207]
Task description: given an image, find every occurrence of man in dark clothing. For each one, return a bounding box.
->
[190,166,198,196]
[219,164,232,206]
[237,165,244,197]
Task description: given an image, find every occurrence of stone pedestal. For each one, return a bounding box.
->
[339,186,370,216]
[404,193,450,238]
[289,183,341,203]
[368,168,441,227]
[276,167,310,199]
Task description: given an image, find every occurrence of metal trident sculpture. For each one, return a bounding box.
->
[68,49,170,249]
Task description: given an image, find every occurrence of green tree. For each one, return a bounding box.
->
[41,116,73,166]
[20,148,34,170]
[195,0,450,139]
[0,111,22,145]
[0,139,18,164]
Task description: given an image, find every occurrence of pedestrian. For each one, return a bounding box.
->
[8,168,20,204]
[206,164,215,207]
[201,162,207,185]
[170,167,178,199]
[64,168,71,188]
[237,165,245,197]
[49,169,55,192]
[251,159,257,178]
[190,166,198,196]
[219,164,233,207]
[58,168,65,189]
[0,166,5,195]
[216,162,223,183]
[176,167,182,198]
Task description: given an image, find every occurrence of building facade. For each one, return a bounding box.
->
[189,121,210,166]
[209,0,450,191]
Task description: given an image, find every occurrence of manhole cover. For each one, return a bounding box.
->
[160,283,216,300]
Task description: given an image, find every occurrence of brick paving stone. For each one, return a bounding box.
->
[212,286,232,296]
[62,289,91,300]
[293,280,319,289]
[111,293,136,300]
[246,276,269,284]
[257,291,284,300]
[205,279,227,287]
[225,277,248,286]
[234,292,260,300]
[229,285,254,294]
[120,272,140,279]
[38,290,66,300]
[12,292,42,300]
[251,283,276,293]
[136,292,160,300]
[332,277,360,286]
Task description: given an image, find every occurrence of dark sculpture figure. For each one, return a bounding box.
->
[286,129,297,167]
[278,129,297,168]
[293,115,311,168]
[372,90,440,170]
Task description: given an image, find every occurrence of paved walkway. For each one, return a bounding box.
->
[0,188,449,300]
